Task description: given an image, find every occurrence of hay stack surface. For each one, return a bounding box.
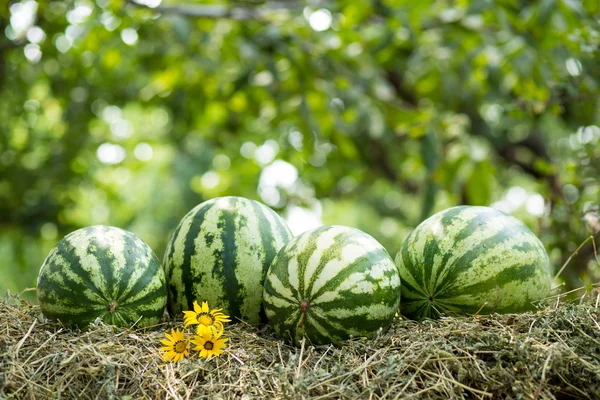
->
[1,293,600,399]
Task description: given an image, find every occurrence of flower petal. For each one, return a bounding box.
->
[173,329,185,341]
[212,348,223,357]
[193,301,201,313]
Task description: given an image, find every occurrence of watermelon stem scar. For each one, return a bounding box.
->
[297,299,310,328]
[108,300,118,312]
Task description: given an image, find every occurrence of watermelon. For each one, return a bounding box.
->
[263,225,401,345]
[395,206,552,319]
[37,226,167,328]
[163,196,293,324]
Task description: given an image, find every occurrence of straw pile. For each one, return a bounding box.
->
[1,291,599,399]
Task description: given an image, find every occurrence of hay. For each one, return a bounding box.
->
[1,292,600,399]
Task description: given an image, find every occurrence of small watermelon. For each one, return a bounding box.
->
[163,196,293,324]
[263,225,401,345]
[396,206,552,319]
[37,226,167,328]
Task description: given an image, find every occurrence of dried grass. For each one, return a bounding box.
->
[2,290,600,399]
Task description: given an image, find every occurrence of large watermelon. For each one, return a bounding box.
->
[163,196,293,324]
[263,225,401,345]
[37,226,167,328]
[396,206,552,319]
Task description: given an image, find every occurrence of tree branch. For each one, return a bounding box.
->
[385,69,418,109]
[125,0,320,20]
[0,39,25,51]
[359,136,419,193]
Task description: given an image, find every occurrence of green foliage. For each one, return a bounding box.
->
[1,0,599,298]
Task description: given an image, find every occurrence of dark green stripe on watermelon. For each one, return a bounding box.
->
[220,198,241,319]
[263,225,401,346]
[180,201,213,311]
[37,226,167,329]
[163,196,293,325]
[395,206,552,320]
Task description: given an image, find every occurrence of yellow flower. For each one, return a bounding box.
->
[159,328,190,363]
[183,301,231,332]
[191,324,229,360]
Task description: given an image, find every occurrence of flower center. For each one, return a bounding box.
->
[204,341,214,350]
[197,313,214,326]
[174,340,187,354]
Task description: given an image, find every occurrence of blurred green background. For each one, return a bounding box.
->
[1,0,599,302]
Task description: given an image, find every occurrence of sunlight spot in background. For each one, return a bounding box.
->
[506,186,527,209]
[213,154,231,170]
[110,119,133,139]
[566,58,582,77]
[254,140,279,165]
[91,204,109,224]
[384,191,402,209]
[26,26,45,43]
[121,28,138,45]
[67,2,93,25]
[69,87,88,103]
[134,143,153,161]
[66,25,84,41]
[258,160,298,207]
[150,108,169,127]
[102,105,122,122]
[380,218,399,238]
[100,12,120,31]
[24,43,41,63]
[9,0,37,38]
[260,160,298,189]
[525,194,545,216]
[40,222,58,240]
[285,204,323,235]
[201,171,220,189]
[469,142,487,162]
[307,9,332,32]
[481,103,503,125]
[134,0,162,8]
[240,142,257,159]
[577,125,600,144]
[491,186,546,216]
[97,143,126,165]
[112,167,130,185]
[346,42,363,57]
[259,186,281,207]
[253,71,273,86]
[338,176,358,194]
[563,184,579,204]
[55,35,72,53]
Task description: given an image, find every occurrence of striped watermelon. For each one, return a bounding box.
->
[263,225,401,345]
[37,226,167,328]
[163,196,293,325]
[396,206,552,319]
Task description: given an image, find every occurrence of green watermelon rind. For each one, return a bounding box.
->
[263,225,401,346]
[395,206,552,320]
[163,196,293,325]
[37,225,167,328]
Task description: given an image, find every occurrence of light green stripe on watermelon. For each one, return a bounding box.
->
[37,225,167,328]
[395,206,552,320]
[263,225,401,345]
[163,196,293,324]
